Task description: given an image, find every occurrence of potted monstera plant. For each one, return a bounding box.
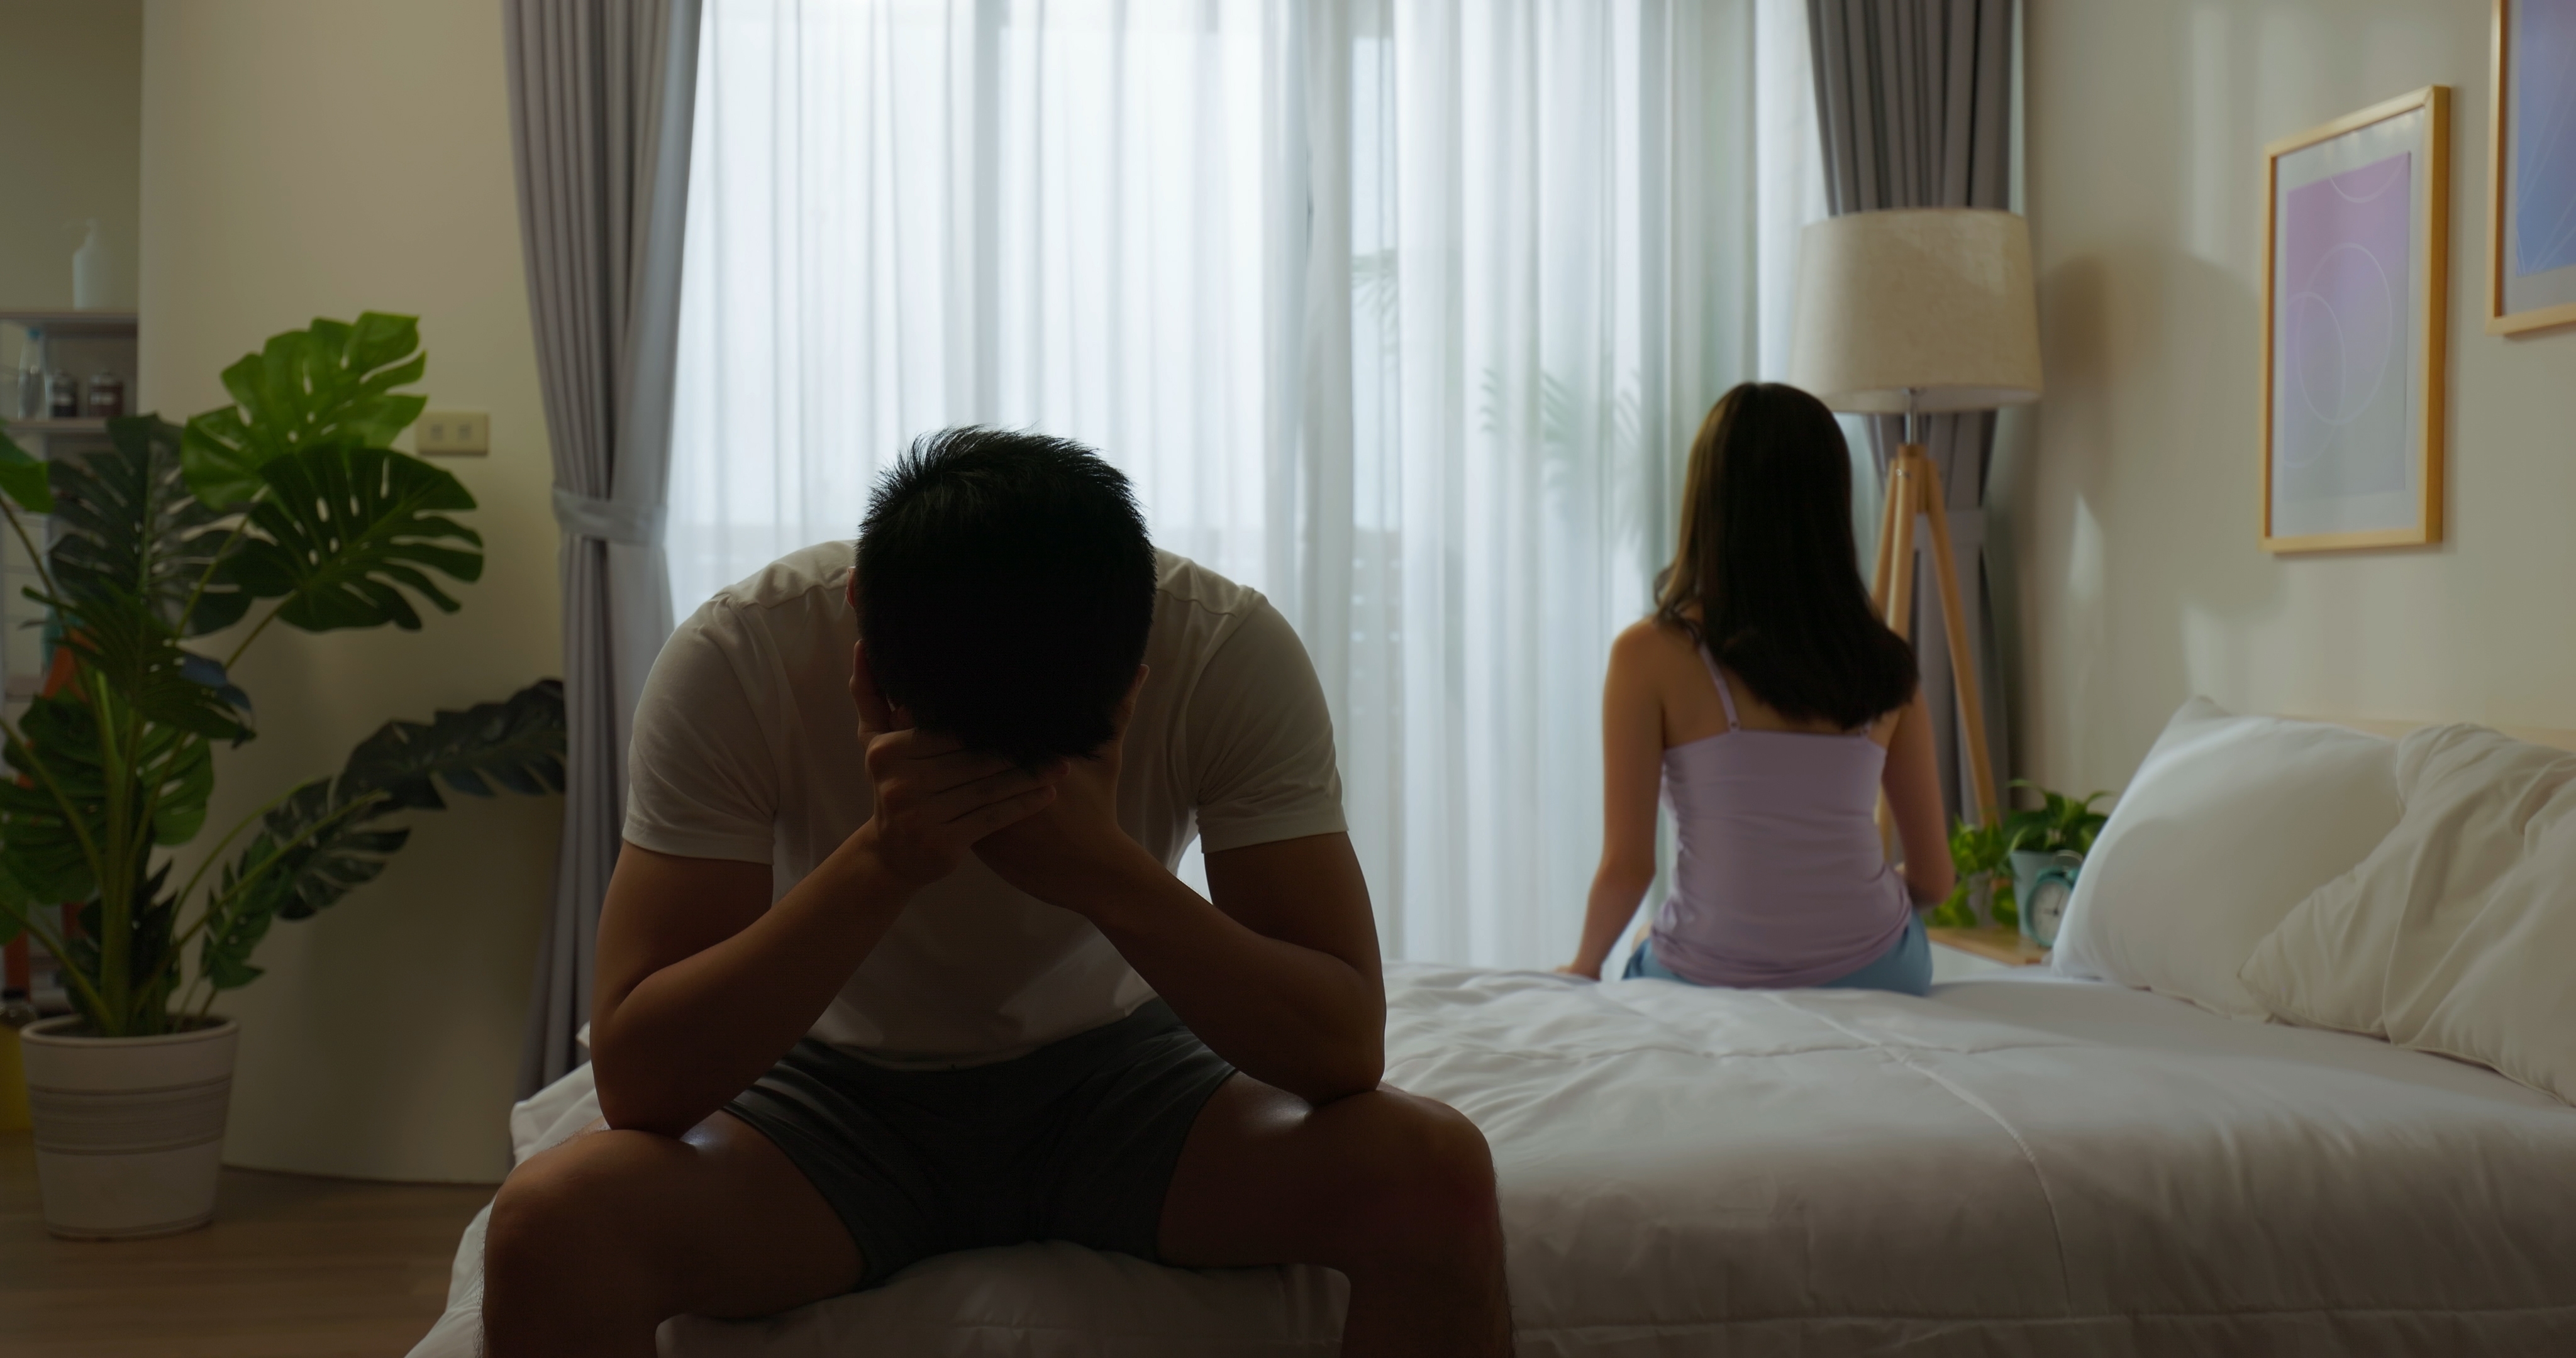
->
[0,313,564,1239]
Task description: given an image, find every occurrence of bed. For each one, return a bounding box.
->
[406,958,2576,1357]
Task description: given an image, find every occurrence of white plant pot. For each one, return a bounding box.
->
[18,1015,239,1239]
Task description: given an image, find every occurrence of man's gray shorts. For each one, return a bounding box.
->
[723,1000,1237,1289]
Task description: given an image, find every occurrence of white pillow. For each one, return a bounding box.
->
[2242,724,2576,1104]
[2049,697,2401,1019]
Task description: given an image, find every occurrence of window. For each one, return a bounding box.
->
[672,0,1826,967]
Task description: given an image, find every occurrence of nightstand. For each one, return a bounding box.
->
[1926,925,2048,981]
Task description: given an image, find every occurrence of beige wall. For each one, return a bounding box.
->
[141,1,561,1182]
[2012,0,2576,802]
[0,0,140,312]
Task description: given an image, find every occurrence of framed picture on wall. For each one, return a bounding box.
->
[2489,0,2576,335]
[2262,86,2451,554]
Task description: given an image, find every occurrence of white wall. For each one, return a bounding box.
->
[0,0,140,311]
[2012,0,2576,800]
[141,1,562,1183]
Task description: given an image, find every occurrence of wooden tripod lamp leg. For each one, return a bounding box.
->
[1870,456,1903,853]
[1872,454,1919,856]
[1870,452,1902,614]
[1913,450,2001,825]
[1882,458,1919,644]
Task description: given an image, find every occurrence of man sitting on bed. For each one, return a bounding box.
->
[479,428,1513,1357]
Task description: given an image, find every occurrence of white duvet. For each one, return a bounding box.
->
[409,964,2576,1357]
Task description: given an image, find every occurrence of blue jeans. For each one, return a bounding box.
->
[1624,912,1931,996]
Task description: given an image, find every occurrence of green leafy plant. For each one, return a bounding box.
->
[0,313,564,1037]
[1927,780,2111,930]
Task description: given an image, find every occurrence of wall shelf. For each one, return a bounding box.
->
[3,418,109,437]
[0,309,138,338]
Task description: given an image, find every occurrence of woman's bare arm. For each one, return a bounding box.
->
[1880,685,1955,906]
[1562,623,1668,978]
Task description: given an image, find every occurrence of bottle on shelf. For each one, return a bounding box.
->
[86,372,125,420]
[46,369,79,420]
[11,327,42,421]
[72,219,117,311]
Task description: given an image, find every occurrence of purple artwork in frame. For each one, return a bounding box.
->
[2274,152,2413,506]
[2512,0,2576,279]
[2262,84,2446,552]
[2496,0,2576,331]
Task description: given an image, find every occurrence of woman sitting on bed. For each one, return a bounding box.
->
[1559,382,1953,995]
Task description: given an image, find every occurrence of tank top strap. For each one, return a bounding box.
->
[1697,645,1741,732]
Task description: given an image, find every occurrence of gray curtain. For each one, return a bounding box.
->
[505,0,702,1094]
[1807,0,2013,826]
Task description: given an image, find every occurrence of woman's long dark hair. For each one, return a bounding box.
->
[1654,382,1916,730]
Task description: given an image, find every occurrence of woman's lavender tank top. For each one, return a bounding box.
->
[1647,648,1913,988]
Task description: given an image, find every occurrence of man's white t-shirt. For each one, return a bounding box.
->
[624,543,1346,1068]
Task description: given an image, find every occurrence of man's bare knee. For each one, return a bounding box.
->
[1328,1092,1502,1272]
[486,1129,691,1313]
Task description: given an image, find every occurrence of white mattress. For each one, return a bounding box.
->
[409,963,2576,1357]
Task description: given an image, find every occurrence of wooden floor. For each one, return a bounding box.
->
[0,1131,493,1357]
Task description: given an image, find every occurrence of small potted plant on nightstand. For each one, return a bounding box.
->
[0,313,564,1239]
[1931,780,2110,951]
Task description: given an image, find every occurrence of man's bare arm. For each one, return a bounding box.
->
[985,820,1385,1105]
[587,841,910,1137]
[1169,831,1385,1096]
[591,706,1062,1137]
[969,665,1382,1104]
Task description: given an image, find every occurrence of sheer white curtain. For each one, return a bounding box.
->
[670,0,1831,968]
[667,0,1294,602]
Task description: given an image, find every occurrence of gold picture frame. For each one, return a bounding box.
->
[2488,0,2576,336]
[2260,86,2450,555]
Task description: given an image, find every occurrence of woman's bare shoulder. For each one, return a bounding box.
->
[1611,614,1699,664]
[1606,617,1708,719]
[1863,682,1918,745]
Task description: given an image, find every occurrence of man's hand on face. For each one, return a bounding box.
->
[848,643,1065,890]
[973,666,1154,913]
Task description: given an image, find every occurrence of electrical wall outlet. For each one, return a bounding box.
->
[416,411,491,456]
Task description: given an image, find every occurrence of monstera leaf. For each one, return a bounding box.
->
[147,727,218,846]
[181,312,428,509]
[194,682,565,992]
[0,428,52,514]
[196,779,413,992]
[48,418,248,635]
[195,864,277,991]
[52,585,252,742]
[221,445,482,632]
[65,861,182,1017]
[0,687,219,913]
[0,696,109,905]
[0,852,43,948]
[339,680,567,810]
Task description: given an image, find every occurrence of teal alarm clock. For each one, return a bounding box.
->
[2008,849,2084,949]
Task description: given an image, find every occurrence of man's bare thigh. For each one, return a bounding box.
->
[1155,1073,1490,1267]
[515,1110,862,1319]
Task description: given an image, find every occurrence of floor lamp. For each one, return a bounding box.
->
[1787,208,2044,827]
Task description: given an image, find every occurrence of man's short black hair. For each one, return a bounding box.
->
[856,427,1156,766]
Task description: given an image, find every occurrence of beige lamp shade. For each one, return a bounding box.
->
[1787,207,2043,415]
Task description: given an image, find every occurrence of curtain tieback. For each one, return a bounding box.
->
[552,486,665,546]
